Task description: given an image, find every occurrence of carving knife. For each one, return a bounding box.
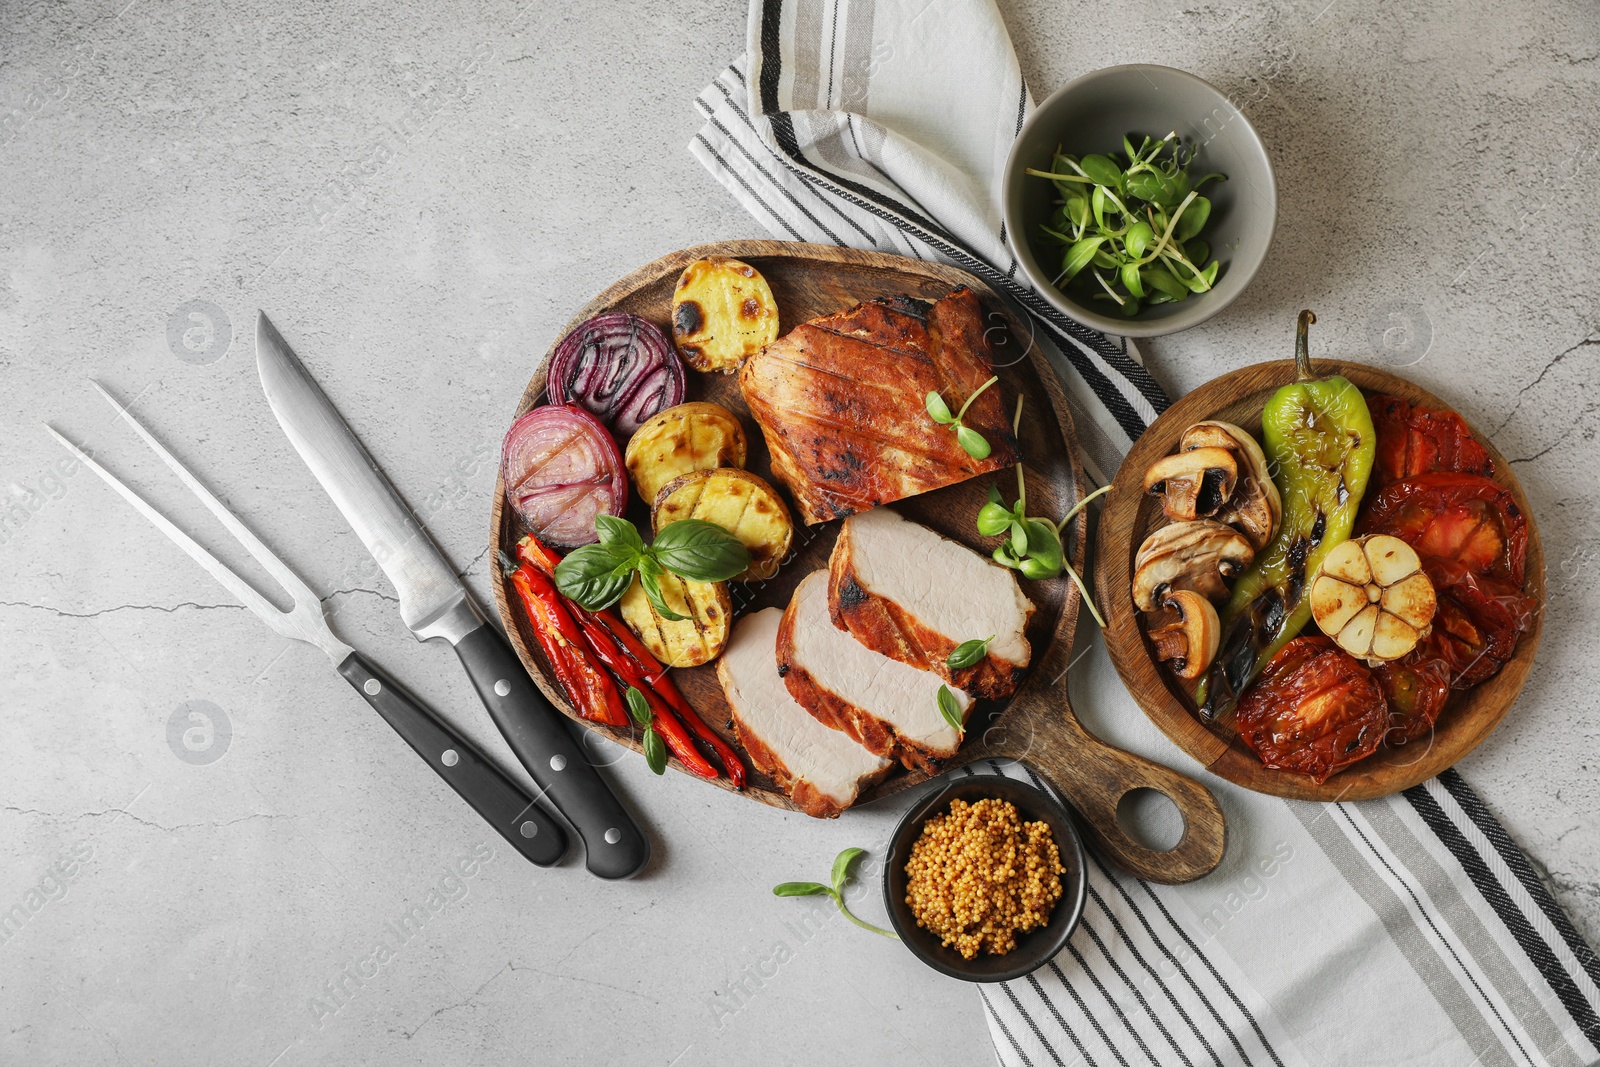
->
[255,312,649,879]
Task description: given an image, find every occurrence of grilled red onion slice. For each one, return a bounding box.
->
[501,405,627,547]
[546,312,685,435]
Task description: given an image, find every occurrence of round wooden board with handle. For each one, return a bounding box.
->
[1095,357,1545,802]
[489,240,1226,884]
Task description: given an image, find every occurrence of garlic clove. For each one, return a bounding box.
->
[1370,612,1420,662]
[1321,539,1373,586]
[1336,604,1380,659]
[1382,572,1437,629]
[1310,573,1368,634]
[1365,535,1422,586]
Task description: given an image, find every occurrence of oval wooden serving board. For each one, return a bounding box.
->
[489,241,1226,884]
[1095,357,1545,802]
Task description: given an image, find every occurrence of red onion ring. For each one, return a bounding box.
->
[501,405,627,547]
[546,312,686,436]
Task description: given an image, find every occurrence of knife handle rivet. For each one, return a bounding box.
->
[550,754,567,772]
[494,679,511,697]
[363,679,381,696]
[604,828,622,845]
[520,821,539,838]
[441,749,459,767]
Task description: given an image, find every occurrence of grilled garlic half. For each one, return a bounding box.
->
[1309,534,1437,663]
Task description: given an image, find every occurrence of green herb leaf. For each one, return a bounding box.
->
[1174,195,1211,243]
[1078,153,1122,187]
[955,424,991,460]
[947,636,995,671]
[1009,519,1029,557]
[1121,261,1147,299]
[642,726,667,775]
[831,847,865,894]
[976,500,1014,537]
[594,514,644,554]
[553,543,638,611]
[774,854,900,939]
[651,519,750,582]
[1142,265,1189,301]
[1061,237,1104,281]
[1123,220,1154,260]
[925,391,955,424]
[624,686,652,729]
[937,684,965,734]
[639,568,689,622]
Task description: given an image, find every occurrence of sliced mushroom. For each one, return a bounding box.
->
[1132,520,1256,611]
[1180,420,1282,550]
[1310,534,1437,663]
[1148,589,1221,680]
[1144,447,1238,522]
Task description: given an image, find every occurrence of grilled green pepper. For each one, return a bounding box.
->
[1197,311,1376,719]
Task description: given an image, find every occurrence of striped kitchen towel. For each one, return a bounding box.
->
[689,2,1600,1065]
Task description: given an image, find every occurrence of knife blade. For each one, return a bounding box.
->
[256,312,650,880]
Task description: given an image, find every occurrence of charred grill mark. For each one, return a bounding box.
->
[740,297,761,318]
[776,662,788,677]
[674,300,704,337]
[837,575,867,608]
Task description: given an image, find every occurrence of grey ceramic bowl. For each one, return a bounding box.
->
[883,774,1087,983]
[1002,64,1276,338]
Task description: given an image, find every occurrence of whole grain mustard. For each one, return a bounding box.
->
[904,797,1064,959]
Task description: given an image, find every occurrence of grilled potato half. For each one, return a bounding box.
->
[652,468,794,582]
[671,257,780,373]
[619,571,732,667]
[624,401,747,505]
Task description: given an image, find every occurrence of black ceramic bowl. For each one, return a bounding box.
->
[883,773,1088,983]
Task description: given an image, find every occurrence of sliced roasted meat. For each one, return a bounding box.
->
[716,608,893,818]
[778,571,973,773]
[738,287,1019,524]
[827,507,1034,698]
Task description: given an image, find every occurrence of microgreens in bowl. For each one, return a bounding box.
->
[1026,132,1225,318]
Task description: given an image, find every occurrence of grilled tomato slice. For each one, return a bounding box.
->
[1358,472,1527,587]
[1367,393,1494,490]
[1235,636,1389,783]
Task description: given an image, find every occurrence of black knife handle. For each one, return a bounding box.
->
[336,651,568,867]
[453,622,650,880]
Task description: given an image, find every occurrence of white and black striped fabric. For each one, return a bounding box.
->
[690,2,1600,1064]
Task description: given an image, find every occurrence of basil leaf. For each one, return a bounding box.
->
[594,514,644,555]
[772,881,833,898]
[651,519,750,582]
[624,686,652,729]
[946,636,995,671]
[831,847,865,894]
[955,424,991,460]
[925,391,954,424]
[639,568,689,622]
[642,726,667,775]
[937,685,965,734]
[553,543,637,611]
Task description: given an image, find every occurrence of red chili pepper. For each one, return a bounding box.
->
[506,564,627,728]
[519,533,748,787]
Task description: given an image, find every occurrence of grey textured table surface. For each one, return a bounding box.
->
[2,1,1596,1064]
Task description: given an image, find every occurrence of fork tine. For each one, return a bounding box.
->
[43,424,301,638]
[87,379,323,613]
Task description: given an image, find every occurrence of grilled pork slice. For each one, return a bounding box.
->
[778,571,973,773]
[738,287,1019,525]
[717,608,893,818]
[829,508,1035,698]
